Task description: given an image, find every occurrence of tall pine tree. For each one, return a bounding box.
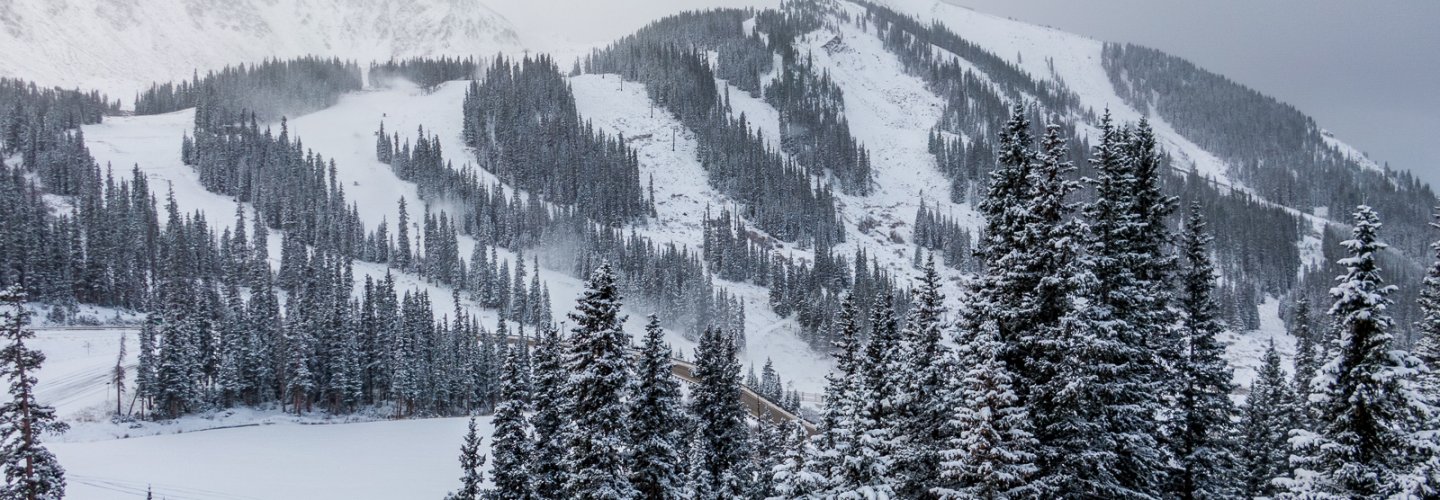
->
[1168,205,1239,499]
[560,264,638,499]
[1283,206,1438,497]
[1238,340,1295,498]
[687,326,751,499]
[489,341,535,499]
[629,316,686,499]
[0,286,68,500]
[445,416,487,500]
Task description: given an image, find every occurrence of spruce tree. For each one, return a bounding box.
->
[935,317,1037,499]
[445,416,487,500]
[113,330,128,416]
[1283,206,1438,497]
[770,420,827,498]
[814,295,860,488]
[1238,340,1295,497]
[1067,112,1169,496]
[823,296,899,498]
[489,342,535,499]
[155,279,201,417]
[0,286,68,500]
[629,316,686,499]
[893,257,950,496]
[1290,297,1320,428]
[976,103,1034,278]
[688,326,750,499]
[529,324,568,497]
[560,264,638,499]
[1168,205,1239,498]
[135,314,159,417]
[748,411,786,498]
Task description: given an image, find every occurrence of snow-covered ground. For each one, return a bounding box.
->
[53,416,489,500]
[1222,298,1296,398]
[25,329,134,423]
[802,22,977,300]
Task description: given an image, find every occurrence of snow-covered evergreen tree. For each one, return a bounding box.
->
[1238,340,1296,497]
[813,295,860,490]
[559,264,638,499]
[769,420,827,498]
[893,257,950,496]
[1067,112,1170,496]
[629,316,686,499]
[1282,206,1438,498]
[688,326,751,499]
[135,314,159,416]
[935,317,1037,499]
[1290,297,1320,429]
[215,278,247,407]
[1415,210,1440,407]
[113,330,128,416]
[760,358,782,403]
[529,324,568,497]
[0,286,68,500]
[489,341,535,499]
[1168,205,1239,498]
[445,416,487,500]
[748,411,786,498]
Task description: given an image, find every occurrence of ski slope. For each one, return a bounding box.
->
[802,21,977,303]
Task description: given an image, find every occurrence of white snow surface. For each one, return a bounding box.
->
[802,23,978,296]
[0,0,521,102]
[54,415,491,500]
[1222,297,1297,401]
[21,327,480,499]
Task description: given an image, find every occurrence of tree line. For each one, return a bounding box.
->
[134,57,362,121]
[370,56,478,91]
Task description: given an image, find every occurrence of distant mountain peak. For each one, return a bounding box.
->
[0,0,520,99]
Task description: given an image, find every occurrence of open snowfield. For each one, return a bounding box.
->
[18,328,494,499]
[52,416,489,500]
[20,329,484,500]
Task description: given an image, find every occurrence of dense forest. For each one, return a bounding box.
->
[134,57,362,121]
[462,55,647,226]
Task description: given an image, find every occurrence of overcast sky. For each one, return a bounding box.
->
[947,0,1440,188]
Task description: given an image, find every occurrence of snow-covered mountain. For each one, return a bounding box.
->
[6,0,1418,417]
[6,1,1434,497]
[6,0,1420,417]
[0,0,521,99]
